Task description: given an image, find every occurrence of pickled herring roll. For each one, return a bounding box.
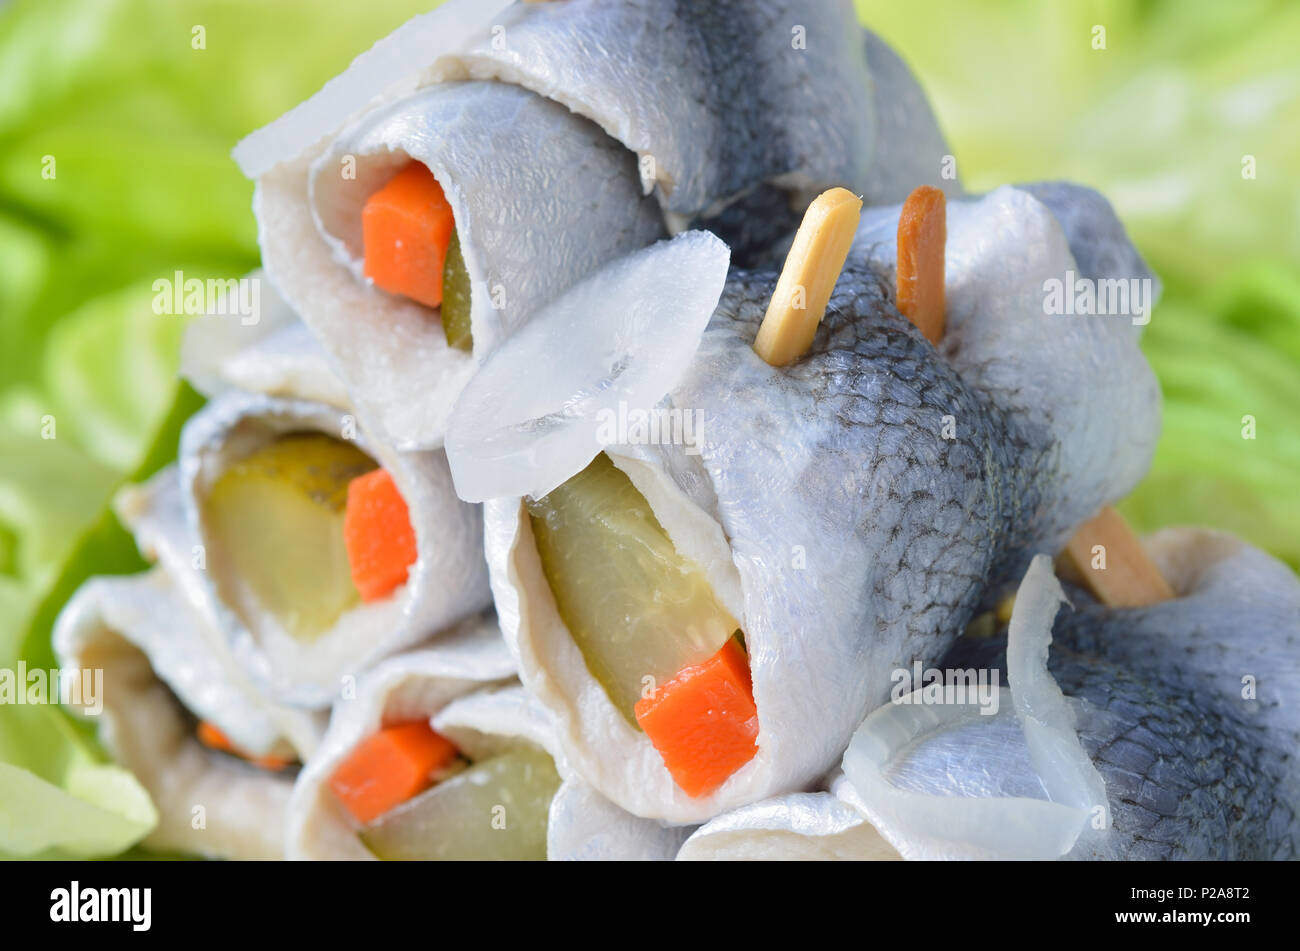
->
[841,534,1300,860]
[236,0,955,449]
[288,652,687,860]
[449,183,1159,823]
[676,777,900,861]
[54,569,323,861]
[179,269,353,412]
[255,80,664,450]
[173,390,489,707]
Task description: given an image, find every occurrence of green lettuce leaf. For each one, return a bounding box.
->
[0,381,201,859]
[0,0,435,860]
[0,716,158,859]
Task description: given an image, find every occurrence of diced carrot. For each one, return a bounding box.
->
[251,753,291,771]
[634,639,759,798]
[328,721,458,825]
[362,161,456,308]
[197,720,234,753]
[197,720,291,772]
[895,185,946,345]
[343,468,418,602]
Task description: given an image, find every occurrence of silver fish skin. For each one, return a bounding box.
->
[626,186,1158,800]
[259,78,665,451]
[850,185,1162,542]
[254,1,957,449]
[943,533,1300,860]
[713,26,956,267]
[470,184,1157,820]
[453,0,955,226]
[645,258,1053,791]
[311,80,666,357]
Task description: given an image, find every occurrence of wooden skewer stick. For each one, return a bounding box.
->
[896,185,947,344]
[753,187,862,367]
[1059,506,1175,608]
[891,184,1170,609]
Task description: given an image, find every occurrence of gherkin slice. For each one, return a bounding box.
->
[440,229,473,351]
[205,434,375,641]
[526,453,738,724]
[360,748,560,861]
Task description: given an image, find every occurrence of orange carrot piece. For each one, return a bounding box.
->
[362,162,455,308]
[197,720,234,753]
[895,185,947,344]
[634,639,759,798]
[250,753,291,771]
[197,720,291,771]
[328,721,458,825]
[343,468,418,602]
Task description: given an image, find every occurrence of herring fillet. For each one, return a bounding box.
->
[232,0,513,176]
[1049,528,1300,859]
[703,27,960,268]
[676,788,900,861]
[177,391,490,707]
[258,80,663,450]
[180,270,353,411]
[287,652,688,860]
[247,0,956,449]
[650,260,1055,810]
[238,0,955,219]
[700,535,1300,861]
[54,571,314,860]
[309,81,666,360]
[852,185,1162,542]
[284,631,518,860]
[451,0,879,219]
[487,254,1054,822]
[938,529,1300,859]
[481,183,1160,823]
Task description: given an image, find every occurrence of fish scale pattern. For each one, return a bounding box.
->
[944,633,1298,859]
[667,260,1056,747]
[466,0,877,218]
[1063,653,1295,861]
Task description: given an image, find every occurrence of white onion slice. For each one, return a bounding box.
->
[445,231,730,502]
[231,0,510,176]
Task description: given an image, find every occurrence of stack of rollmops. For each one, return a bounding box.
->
[54,0,1300,861]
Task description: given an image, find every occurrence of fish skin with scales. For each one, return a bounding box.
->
[941,529,1300,860]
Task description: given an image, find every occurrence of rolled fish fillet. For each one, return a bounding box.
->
[676,775,900,861]
[171,389,489,708]
[239,0,956,448]
[453,184,1160,823]
[53,569,323,860]
[179,268,352,412]
[842,532,1300,860]
[288,647,685,860]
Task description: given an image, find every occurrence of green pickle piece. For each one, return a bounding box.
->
[440,229,473,351]
[204,434,376,641]
[360,748,560,861]
[526,453,738,724]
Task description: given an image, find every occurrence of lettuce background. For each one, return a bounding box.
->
[0,0,1296,856]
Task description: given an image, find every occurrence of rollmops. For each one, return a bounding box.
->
[678,529,1300,860]
[54,569,322,861]
[287,643,691,860]
[98,280,492,709]
[447,180,1161,823]
[234,0,957,449]
[838,531,1300,860]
